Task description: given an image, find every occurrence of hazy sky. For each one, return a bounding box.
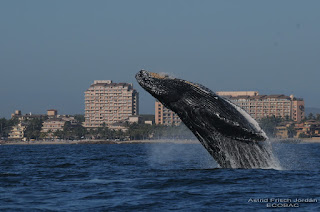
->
[1,0,319,118]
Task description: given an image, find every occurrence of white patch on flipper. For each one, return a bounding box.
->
[225,98,268,140]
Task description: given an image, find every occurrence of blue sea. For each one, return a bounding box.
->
[1,142,320,211]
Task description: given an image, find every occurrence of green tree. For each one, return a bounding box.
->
[53,130,63,139]
[0,117,19,138]
[286,124,297,138]
[73,124,86,139]
[8,117,19,127]
[307,113,315,120]
[40,132,48,139]
[259,116,283,137]
[47,129,53,137]
[63,121,73,139]
[24,118,45,140]
[0,118,8,137]
[74,114,85,123]
[100,123,111,139]
[299,132,310,138]
[125,122,194,140]
[87,128,99,139]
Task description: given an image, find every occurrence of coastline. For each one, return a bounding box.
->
[1,138,320,145]
[300,137,320,143]
[0,139,199,145]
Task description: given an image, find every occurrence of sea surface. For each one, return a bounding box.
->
[1,142,320,211]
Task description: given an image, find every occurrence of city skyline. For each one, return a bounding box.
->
[0,78,313,119]
[1,1,320,118]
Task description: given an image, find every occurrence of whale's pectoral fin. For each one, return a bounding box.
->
[200,108,266,142]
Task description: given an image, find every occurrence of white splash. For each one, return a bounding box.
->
[225,98,268,140]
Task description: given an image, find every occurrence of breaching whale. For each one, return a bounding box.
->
[136,70,279,169]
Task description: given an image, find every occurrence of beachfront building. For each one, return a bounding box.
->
[8,109,81,140]
[84,80,139,128]
[11,110,46,121]
[216,91,305,122]
[41,115,78,137]
[128,115,155,125]
[155,101,182,126]
[8,122,27,140]
[9,110,46,141]
[275,120,320,139]
[294,120,320,138]
[41,118,65,134]
[41,116,76,132]
[275,122,295,139]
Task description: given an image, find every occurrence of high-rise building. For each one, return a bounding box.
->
[216,91,305,122]
[84,80,139,128]
[155,101,181,126]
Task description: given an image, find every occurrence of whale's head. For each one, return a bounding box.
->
[136,69,214,111]
[135,70,190,104]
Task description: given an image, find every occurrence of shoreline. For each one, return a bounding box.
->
[0,139,199,145]
[1,138,320,145]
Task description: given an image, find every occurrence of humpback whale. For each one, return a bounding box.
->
[136,70,279,169]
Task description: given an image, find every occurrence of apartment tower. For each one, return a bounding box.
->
[216,91,305,122]
[84,80,139,128]
[155,101,182,126]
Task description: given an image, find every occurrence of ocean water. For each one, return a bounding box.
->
[1,142,319,211]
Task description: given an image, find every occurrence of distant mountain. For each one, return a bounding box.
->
[305,107,320,115]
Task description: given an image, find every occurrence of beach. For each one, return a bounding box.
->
[0,139,199,145]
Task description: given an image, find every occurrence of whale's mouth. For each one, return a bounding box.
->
[135,70,153,89]
[135,70,171,97]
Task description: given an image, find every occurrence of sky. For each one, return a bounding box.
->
[0,0,319,118]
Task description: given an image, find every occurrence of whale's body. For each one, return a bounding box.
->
[136,70,279,169]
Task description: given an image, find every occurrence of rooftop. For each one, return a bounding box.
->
[228,94,293,100]
[43,118,64,122]
[89,82,133,88]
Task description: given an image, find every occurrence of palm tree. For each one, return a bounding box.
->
[286,125,297,138]
[40,132,48,140]
[47,129,53,138]
[308,113,315,120]
[53,130,63,139]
